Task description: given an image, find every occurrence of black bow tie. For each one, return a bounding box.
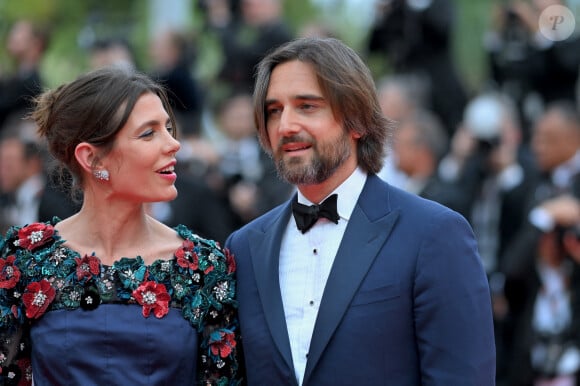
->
[292,194,340,234]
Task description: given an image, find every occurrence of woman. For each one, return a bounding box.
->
[0,67,242,385]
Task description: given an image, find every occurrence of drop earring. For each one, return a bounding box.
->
[93,170,110,181]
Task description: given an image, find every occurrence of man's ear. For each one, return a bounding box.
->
[74,142,100,174]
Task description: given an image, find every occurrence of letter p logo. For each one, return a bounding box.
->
[551,15,565,30]
[540,5,576,41]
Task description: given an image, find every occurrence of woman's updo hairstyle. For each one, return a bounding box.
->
[31,67,176,195]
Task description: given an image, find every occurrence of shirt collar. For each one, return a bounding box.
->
[296,167,368,221]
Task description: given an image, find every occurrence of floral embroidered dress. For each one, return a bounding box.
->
[0,220,242,386]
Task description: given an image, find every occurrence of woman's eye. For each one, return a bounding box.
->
[166,126,174,134]
[139,130,154,138]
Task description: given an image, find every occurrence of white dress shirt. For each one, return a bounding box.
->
[278,167,367,385]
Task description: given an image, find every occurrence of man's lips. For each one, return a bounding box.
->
[281,143,311,152]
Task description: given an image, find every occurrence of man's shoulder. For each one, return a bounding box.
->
[378,179,467,225]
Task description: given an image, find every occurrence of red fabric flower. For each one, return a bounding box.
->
[17,223,55,250]
[224,248,236,275]
[209,330,237,358]
[132,281,170,318]
[0,255,21,289]
[75,254,100,280]
[175,240,199,270]
[22,279,56,319]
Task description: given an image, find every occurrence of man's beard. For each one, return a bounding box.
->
[274,132,351,185]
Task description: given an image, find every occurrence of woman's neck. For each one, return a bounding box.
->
[55,199,162,265]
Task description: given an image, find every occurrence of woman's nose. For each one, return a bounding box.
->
[166,133,181,154]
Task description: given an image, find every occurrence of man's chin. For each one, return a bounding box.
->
[277,163,312,184]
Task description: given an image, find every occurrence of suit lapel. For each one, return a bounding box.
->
[303,176,400,383]
[247,203,295,372]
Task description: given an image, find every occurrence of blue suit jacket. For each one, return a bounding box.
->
[225,174,496,385]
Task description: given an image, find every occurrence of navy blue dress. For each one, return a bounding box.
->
[0,221,242,385]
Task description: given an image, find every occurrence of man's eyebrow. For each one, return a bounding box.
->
[265,94,325,105]
[295,94,325,102]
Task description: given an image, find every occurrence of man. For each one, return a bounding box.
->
[0,19,49,131]
[391,108,466,213]
[0,121,79,233]
[207,0,293,94]
[0,133,45,232]
[225,37,496,385]
[500,100,580,385]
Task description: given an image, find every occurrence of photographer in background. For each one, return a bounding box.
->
[439,93,539,271]
[367,0,467,137]
[501,100,580,386]
[484,0,580,143]
[438,92,540,385]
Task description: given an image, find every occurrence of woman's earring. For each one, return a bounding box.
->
[93,170,110,181]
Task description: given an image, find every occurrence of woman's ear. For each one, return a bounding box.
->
[350,130,362,140]
[74,142,99,174]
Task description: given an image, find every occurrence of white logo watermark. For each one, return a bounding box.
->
[539,4,576,41]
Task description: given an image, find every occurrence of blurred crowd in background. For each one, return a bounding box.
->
[1,0,580,385]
